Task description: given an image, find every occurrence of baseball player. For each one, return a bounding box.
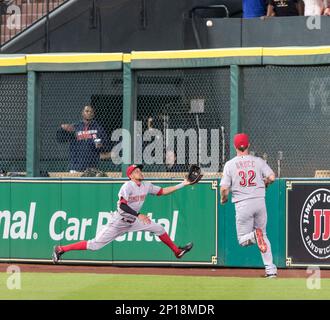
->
[220,133,277,278]
[52,164,193,263]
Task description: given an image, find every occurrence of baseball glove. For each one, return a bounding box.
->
[186,164,203,185]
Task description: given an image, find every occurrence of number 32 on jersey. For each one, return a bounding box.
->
[239,170,256,187]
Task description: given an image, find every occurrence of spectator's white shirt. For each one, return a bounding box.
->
[303,0,327,15]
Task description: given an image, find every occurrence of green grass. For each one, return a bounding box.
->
[0,273,329,300]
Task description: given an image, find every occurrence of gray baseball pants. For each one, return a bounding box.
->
[235,197,277,275]
[87,212,165,250]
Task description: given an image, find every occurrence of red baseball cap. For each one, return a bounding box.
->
[234,133,249,149]
[126,164,144,178]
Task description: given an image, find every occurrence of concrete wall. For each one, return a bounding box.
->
[2,0,330,54]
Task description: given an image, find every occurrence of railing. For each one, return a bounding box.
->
[0,0,69,47]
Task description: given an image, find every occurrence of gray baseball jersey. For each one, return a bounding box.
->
[117,181,162,218]
[87,180,164,251]
[220,155,274,203]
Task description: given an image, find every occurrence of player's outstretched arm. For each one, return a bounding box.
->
[159,179,191,196]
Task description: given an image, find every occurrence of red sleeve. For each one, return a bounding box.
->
[120,197,128,204]
[157,188,164,196]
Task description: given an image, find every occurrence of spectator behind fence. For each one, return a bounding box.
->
[267,0,304,16]
[303,0,330,15]
[56,105,111,173]
[243,0,268,18]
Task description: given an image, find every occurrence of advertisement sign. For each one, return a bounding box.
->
[0,179,218,266]
[286,181,330,267]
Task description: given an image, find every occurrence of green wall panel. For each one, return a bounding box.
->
[112,181,218,265]
[9,181,61,260]
[0,181,11,261]
[222,179,283,268]
[0,179,218,266]
[59,181,114,263]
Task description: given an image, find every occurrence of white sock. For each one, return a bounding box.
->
[261,236,277,274]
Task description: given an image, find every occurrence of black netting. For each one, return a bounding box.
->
[135,68,230,177]
[39,71,123,176]
[0,74,27,173]
[3,62,326,179]
[242,65,330,178]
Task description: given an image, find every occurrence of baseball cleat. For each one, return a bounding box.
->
[52,245,64,264]
[175,242,193,259]
[265,273,277,279]
[254,228,267,253]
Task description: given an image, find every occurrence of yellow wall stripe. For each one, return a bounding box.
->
[0,55,26,66]
[263,46,330,56]
[123,54,131,63]
[2,46,330,67]
[26,53,123,64]
[131,48,263,60]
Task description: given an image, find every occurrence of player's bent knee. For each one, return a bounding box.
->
[154,224,166,236]
[86,240,107,251]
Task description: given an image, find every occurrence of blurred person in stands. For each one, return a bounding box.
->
[56,105,111,173]
[303,0,330,15]
[242,0,268,18]
[267,0,304,16]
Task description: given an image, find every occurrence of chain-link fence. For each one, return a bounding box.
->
[0,74,27,174]
[1,58,330,179]
[135,68,230,177]
[242,65,330,178]
[39,71,123,176]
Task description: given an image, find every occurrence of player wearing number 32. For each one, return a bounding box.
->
[220,133,277,278]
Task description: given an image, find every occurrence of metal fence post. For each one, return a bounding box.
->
[230,65,242,159]
[122,54,135,177]
[26,71,40,177]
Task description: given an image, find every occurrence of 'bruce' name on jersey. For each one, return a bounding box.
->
[221,155,274,203]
